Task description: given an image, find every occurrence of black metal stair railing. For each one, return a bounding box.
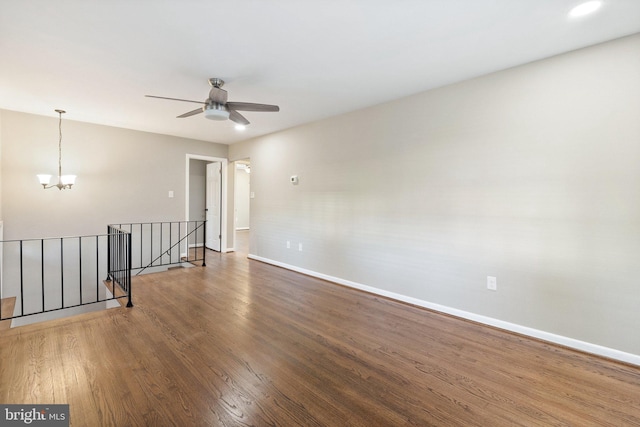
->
[108,221,206,276]
[0,230,133,323]
[0,221,205,324]
[106,225,133,308]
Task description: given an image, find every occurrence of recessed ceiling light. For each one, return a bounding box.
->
[569,1,602,18]
[235,124,246,131]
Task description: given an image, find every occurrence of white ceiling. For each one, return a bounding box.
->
[1,1,639,144]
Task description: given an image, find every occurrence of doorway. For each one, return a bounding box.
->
[233,159,251,255]
[185,154,227,253]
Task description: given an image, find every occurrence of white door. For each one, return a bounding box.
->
[206,162,221,251]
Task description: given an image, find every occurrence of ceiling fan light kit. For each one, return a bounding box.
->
[146,77,279,127]
[204,104,230,121]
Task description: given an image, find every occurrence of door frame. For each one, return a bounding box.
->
[185,154,228,253]
[205,161,222,251]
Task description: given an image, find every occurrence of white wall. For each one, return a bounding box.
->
[230,34,640,359]
[0,110,227,240]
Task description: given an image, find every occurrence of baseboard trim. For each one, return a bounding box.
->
[247,254,640,367]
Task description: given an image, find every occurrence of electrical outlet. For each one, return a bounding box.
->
[286,241,290,249]
[298,243,303,251]
[487,276,497,291]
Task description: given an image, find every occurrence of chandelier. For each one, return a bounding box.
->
[37,109,76,190]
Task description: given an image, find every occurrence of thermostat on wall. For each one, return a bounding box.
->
[290,175,299,185]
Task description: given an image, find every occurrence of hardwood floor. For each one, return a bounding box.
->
[1,241,640,426]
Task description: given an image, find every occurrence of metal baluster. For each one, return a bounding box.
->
[106,226,111,281]
[126,231,133,307]
[20,241,24,316]
[41,239,45,312]
[79,237,83,305]
[139,223,143,269]
[202,220,207,267]
[96,234,100,302]
[60,238,64,309]
[160,223,163,264]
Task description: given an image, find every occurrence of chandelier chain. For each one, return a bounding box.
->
[58,110,63,178]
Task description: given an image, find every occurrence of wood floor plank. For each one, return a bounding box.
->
[1,237,640,426]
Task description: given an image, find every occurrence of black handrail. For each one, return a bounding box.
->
[0,231,133,323]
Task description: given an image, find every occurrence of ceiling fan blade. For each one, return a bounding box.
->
[209,87,228,104]
[226,102,279,112]
[145,95,206,104]
[229,110,250,125]
[177,107,204,118]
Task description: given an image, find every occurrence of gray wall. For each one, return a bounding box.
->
[0,110,227,239]
[230,34,640,357]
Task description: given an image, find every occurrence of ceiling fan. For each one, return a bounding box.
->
[145,78,279,126]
